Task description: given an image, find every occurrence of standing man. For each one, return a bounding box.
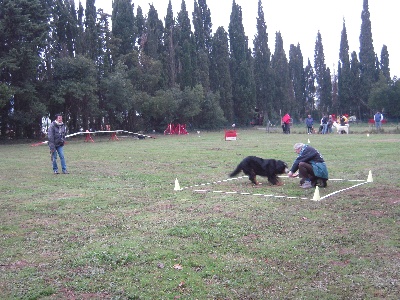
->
[282,113,291,134]
[374,111,383,131]
[287,143,328,189]
[305,114,314,134]
[48,114,68,174]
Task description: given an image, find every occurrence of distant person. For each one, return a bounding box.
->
[340,115,348,125]
[282,113,291,134]
[48,114,68,174]
[305,114,314,134]
[374,111,383,130]
[327,115,333,133]
[287,143,328,189]
[321,115,328,134]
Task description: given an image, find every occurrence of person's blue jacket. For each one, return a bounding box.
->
[305,117,313,127]
[290,145,328,179]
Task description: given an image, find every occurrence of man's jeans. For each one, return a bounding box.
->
[52,146,67,172]
[322,124,328,134]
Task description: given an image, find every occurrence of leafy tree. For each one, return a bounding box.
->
[98,62,134,129]
[162,1,177,88]
[51,56,98,132]
[368,74,391,114]
[195,91,227,129]
[210,27,233,123]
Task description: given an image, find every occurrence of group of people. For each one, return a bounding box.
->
[305,114,348,134]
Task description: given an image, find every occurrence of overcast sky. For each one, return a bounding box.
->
[75,0,399,78]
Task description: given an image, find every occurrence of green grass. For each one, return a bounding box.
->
[0,128,399,299]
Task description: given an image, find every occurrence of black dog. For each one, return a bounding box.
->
[230,156,289,185]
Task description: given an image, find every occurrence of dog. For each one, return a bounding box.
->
[332,121,349,134]
[230,156,289,185]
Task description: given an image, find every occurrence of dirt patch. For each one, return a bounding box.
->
[345,185,400,205]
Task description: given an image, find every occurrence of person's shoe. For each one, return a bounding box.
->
[300,181,312,189]
[62,170,69,174]
[54,171,59,174]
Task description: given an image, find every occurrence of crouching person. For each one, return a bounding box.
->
[287,143,328,188]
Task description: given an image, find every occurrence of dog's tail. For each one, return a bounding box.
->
[229,165,242,178]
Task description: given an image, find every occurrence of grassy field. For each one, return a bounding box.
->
[0,126,399,299]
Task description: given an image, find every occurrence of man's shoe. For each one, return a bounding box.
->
[54,171,59,174]
[62,170,69,174]
[300,181,312,189]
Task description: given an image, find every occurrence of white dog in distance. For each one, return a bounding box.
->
[332,122,349,134]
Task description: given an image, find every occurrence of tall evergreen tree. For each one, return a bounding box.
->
[143,4,164,60]
[380,45,390,82]
[83,0,99,60]
[210,27,233,123]
[289,43,305,119]
[359,0,376,117]
[338,20,352,114]
[0,0,50,137]
[271,32,291,118]
[192,0,212,90]
[176,0,194,89]
[136,6,145,47]
[304,59,316,113]
[112,0,136,57]
[349,51,363,117]
[229,1,255,125]
[162,1,177,87]
[253,0,274,121]
[314,31,330,113]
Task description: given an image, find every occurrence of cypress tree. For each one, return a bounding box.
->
[162,1,177,88]
[192,0,212,91]
[253,0,274,122]
[380,45,390,82]
[84,0,99,60]
[349,51,363,117]
[112,0,136,57]
[304,59,316,113]
[271,32,291,118]
[314,31,331,113]
[143,4,164,60]
[359,0,376,117]
[338,20,352,114]
[289,43,305,119]
[0,0,50,137]
[176,0,194,89]
[210,27,233,123]
[229,1,255,125]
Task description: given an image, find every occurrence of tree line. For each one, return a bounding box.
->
[0,0,399,138]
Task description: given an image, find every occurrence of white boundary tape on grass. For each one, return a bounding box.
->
[178,175,371,201]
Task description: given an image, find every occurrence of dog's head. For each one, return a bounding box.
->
[275,160,289,174]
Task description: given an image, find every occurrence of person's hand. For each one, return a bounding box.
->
[288,171,298,178]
